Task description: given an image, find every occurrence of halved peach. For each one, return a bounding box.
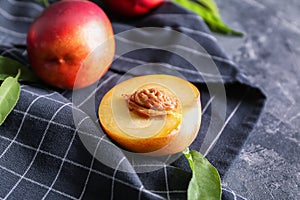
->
[98,74,201,155]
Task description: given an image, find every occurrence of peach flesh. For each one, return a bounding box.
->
[98,74,201,155]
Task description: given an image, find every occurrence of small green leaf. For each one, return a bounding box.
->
[173,0,244,36]
[0,56,39,82]
[34,0,49,7]
[0,69,21,126]
[183,149,222,200]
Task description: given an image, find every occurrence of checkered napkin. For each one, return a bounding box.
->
[0,1,265,200]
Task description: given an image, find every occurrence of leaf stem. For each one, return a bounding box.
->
[15,69,21,80]
[183,148,194,170]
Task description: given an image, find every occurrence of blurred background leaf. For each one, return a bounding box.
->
[173,0,244,36]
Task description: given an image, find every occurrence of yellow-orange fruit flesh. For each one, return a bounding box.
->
[98,75,201,155]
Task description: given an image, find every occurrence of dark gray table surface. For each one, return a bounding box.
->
[213,0,300,199]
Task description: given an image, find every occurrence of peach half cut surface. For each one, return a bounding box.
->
[98,74,202,155]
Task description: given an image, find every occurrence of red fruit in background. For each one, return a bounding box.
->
[27,0,115,90]
[103,0,163,17]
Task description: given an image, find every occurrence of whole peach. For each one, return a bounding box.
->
[103,0,163,17]
[27,0,115,89]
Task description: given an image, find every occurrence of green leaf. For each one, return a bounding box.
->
[0,56,39,82]
[0,69,21,126]
[34,0,49,7]
[172,0,244,36]
[195,0,219,17]
[183,149,222,200]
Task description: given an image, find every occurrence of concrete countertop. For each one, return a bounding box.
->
[214,0,300,199]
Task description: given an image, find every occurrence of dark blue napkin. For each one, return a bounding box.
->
[0,1,265,199]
